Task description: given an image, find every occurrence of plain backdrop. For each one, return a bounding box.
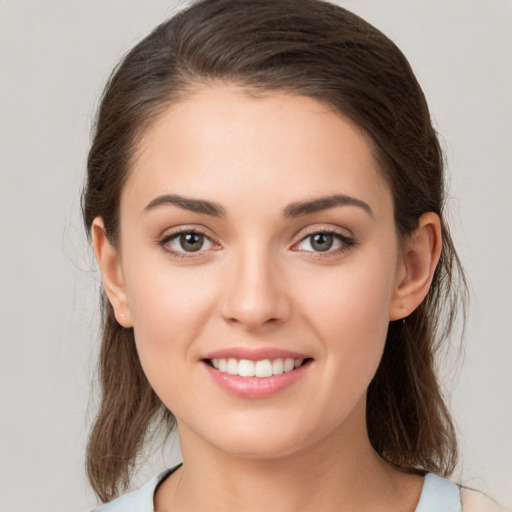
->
[0,1,511,510]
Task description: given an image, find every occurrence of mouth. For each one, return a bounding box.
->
[204,357,313,378]
[201,351,313,399]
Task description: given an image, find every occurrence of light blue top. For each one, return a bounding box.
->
[91,467,462,512]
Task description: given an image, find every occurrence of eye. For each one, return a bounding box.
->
[294,230,355,254]
[161,230,215,255]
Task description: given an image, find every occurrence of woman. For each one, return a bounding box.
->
[83,0,499,510]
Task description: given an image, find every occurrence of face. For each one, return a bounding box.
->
[105,87,408,459]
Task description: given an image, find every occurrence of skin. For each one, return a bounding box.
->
[93,87,442,511]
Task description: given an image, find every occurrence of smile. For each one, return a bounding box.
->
[209,357,306,377]
[201,350,313,399]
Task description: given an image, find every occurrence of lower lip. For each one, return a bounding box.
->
[202,360,312,399]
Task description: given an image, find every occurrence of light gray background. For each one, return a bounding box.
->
[1,1,511,510]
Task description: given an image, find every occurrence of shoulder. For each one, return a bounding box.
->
[90,467,177,512]
[416,473,461,512]
[461,488,510,512]
[89,475,159,512]
[416,474,509,512]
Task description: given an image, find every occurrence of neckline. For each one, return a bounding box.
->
[153,467,460,512]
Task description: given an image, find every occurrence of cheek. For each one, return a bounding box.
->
[303,255,396,335]
[298,251,397,387]
[123,256,218,360]
[124,263,221,412]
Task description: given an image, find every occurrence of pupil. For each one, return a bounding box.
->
[311,233,333,252]
[180,233,203,252]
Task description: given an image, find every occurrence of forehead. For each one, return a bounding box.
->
[122,86,392,220]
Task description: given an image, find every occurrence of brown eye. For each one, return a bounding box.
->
[163,231,214,254]
[179,233,205,252]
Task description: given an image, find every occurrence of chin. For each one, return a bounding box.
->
[215,436,308,460]
[196,415,329,461]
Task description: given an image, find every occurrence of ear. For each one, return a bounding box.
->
[91,217,133,328]
[389,212,442,321]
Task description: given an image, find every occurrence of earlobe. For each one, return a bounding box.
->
[389,212,442,321]
[91,217,133,328]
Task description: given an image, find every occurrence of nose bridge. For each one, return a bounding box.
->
[220,238,290,329]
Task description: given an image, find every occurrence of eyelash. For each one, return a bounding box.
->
[158,227,356,260]
[158,228,215,260]
[292,228,356,258]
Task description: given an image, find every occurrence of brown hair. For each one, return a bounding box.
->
[83,0,467,502]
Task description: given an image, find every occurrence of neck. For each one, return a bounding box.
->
[155,399,423,512]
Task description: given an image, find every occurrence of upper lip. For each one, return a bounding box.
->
[202,347,312,361]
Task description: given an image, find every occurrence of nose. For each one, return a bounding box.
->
[219,244,291,331]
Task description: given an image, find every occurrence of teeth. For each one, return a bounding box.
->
[255,359,272,377]
[210,357,305,377]
[283,358,295,372]
[272,358,284,375]
[227,358,238,375]
[238,359,255,377]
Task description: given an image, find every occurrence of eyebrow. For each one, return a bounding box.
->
[283,194,374,218]
[143,193,373,218]
[143,194,226,217]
